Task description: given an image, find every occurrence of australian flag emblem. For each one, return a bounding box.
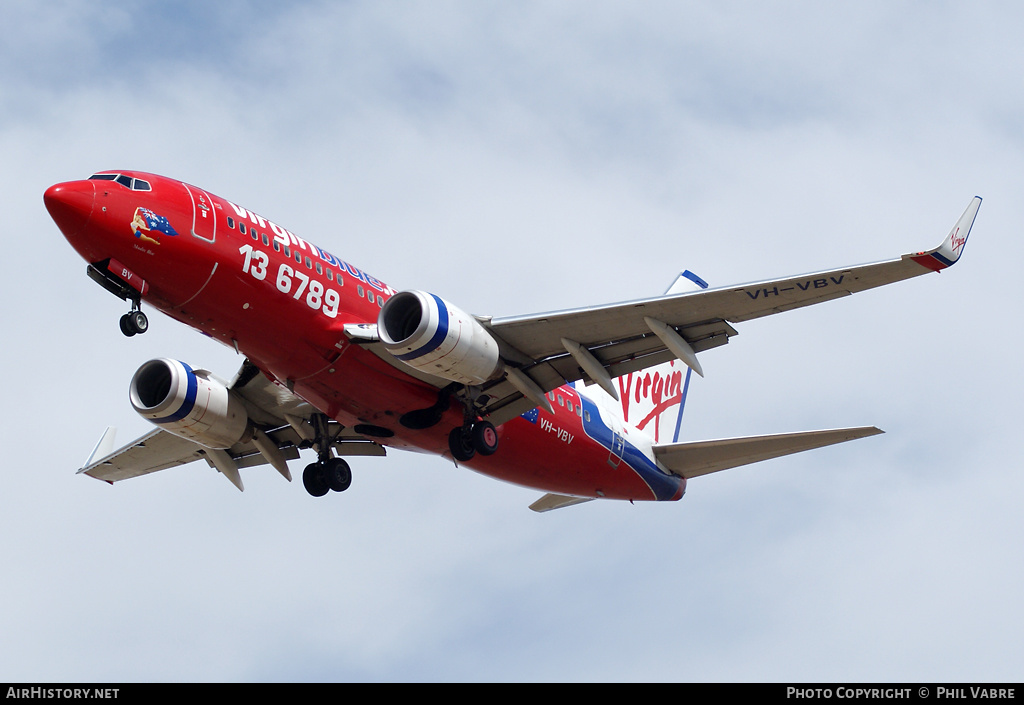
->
[520,408,539,423]
[130,207,179,245]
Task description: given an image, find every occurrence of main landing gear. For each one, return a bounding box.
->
[302,457,352,498]
[447,420,498,462]
[301,413,353,497]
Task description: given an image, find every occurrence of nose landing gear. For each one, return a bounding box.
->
[84,261,150,337]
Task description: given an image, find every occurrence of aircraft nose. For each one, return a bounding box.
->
[44,180,96,238]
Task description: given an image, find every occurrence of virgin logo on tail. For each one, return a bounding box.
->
[617,363,684,442]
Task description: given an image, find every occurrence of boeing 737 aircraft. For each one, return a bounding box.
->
[44,171,980,511]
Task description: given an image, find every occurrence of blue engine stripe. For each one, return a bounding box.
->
[395,293,449,361]
[151,361,198,425]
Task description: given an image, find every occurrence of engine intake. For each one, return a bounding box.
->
[130,358,251,449]
[378,290,502,385]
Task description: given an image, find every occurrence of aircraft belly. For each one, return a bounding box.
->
[285,346,677,499]
[463,411,680,502]
[289,346,453,450]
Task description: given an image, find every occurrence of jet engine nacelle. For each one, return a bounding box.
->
[378,290,502,385]
[130,358,251,449]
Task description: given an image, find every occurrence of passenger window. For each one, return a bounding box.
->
[377,295,384,307]
[273,240,281,252]
[239,223,246,235]
[227,217,235,229]
[315,262,323,275]
[357,285,364,298]
[262,233,270,246]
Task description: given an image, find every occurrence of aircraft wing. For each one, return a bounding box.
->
[79,360,386,490]
[462,197,981,425]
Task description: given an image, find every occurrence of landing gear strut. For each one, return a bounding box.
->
[448,420,498,462]
[302,413,353,497]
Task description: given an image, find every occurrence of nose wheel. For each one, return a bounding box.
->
[119,309,149,337]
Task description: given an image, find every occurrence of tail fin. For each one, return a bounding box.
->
[614,271,708,443]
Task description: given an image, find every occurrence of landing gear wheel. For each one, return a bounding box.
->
[119,310,149,337]
[302,462,330,497]
[448,427,475,462]
[324,457,352,492]
[472,421,499,456]
[119,313,137,337]
[128,310,148,334]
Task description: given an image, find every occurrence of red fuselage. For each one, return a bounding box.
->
[45,171,685,502]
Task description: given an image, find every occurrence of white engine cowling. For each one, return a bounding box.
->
[130,358,251,449]
[378,290,502,385]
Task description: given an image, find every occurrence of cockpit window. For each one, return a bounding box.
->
[88,173,152,191]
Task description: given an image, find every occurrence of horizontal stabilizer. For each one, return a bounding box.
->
[653,426,884,479]
[529,493,595,513]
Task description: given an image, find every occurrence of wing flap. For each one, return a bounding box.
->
[653,426,884,479]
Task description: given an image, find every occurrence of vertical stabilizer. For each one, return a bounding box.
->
[613,271,707,443]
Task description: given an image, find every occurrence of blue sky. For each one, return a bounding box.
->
[2,1,1021,681]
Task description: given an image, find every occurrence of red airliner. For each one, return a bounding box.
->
[44,171,980,511]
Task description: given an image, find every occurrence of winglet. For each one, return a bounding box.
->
[81,426,117,471]
[909,196,981,272]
